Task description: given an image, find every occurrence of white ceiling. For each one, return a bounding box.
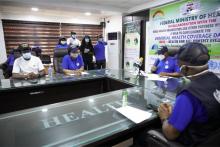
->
[0,0,152,16]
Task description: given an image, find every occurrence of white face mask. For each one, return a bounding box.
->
[70,53,79,59]
[22,52,31,60]
[158,55,165,60]
[72,35,76,39]
[85,38,90,43]
[180,64,209,78]
[60,41,66,45]
[98,38,103,42]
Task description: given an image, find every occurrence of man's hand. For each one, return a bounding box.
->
[73,70,82,76]
[158,103,172,121]
[27,72,39,79]
[159,72,169,77]
[151,65,157,72]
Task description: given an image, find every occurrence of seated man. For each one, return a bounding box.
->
[12,43,45,79]
[62,46,84,75]
[158,42,220,146]
[151,46,181,77]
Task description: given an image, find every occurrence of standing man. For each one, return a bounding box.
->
[12,43,45,79]
[93,35,107,69]
[67,32,81,47]
[55,37,68,49]
[151,46,181,77]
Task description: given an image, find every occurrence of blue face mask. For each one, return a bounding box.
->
[22,52,31,60]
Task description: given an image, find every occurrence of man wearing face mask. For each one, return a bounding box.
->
[67,32,81,47]
[12,43,45,79]
[62,45,84,75]
[55,37,68,49]
[94,34,107,69]
[157,42,220,146]
[80,35,95,70]
[151,46,181,77]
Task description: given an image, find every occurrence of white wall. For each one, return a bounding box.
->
[0,13,7,64]
[104,15,122,35]
[127,0,177,13]
[104,15,122,69]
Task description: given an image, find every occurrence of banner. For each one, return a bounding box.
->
[124,21,141,71]
[148,0,220,73]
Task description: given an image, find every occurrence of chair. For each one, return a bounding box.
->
[41,55,51,64]
[31,46,42,57]
[53,49,68,73]
[0,50,21,79]
[145,128,220,147]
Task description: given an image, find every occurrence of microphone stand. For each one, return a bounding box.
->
[135,65,141,80]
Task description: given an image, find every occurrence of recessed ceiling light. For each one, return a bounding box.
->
[85,12,91,16]
[31,7,39,11]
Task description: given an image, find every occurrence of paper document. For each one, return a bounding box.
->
[116,106,152,124]
[69,73,75,76]
[146,74,168,81]
[81,72,89,75]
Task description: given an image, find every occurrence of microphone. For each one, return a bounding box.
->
[133,57,144,68]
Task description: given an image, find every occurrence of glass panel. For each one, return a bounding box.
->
[0,87,157,147]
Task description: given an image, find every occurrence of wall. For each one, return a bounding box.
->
[105,15,122,36]
[0,6,103,63]
[0,13,7,64]
[127,0,177,13]
[104,15,122,69]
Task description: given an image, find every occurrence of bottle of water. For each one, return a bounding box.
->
[48,65,53,80]
[122,90,128,107]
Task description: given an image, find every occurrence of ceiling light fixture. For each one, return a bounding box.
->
[85,12,91,16]
[31,7,39,12]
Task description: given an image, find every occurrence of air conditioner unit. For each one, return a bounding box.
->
[107,32,122,70]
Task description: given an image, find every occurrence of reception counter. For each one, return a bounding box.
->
[0,69,185,146]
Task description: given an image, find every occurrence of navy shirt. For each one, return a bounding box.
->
[93,41,107,61]
[155,57,180,74]
[168,90,208,132]
[62,55,84,70]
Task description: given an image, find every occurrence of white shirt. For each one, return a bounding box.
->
[12,55,45,74]
[67,37,81,47]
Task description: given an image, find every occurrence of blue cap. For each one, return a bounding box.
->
[157,46,168,55]
[70,47,78,52]
[68,45,79,53]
